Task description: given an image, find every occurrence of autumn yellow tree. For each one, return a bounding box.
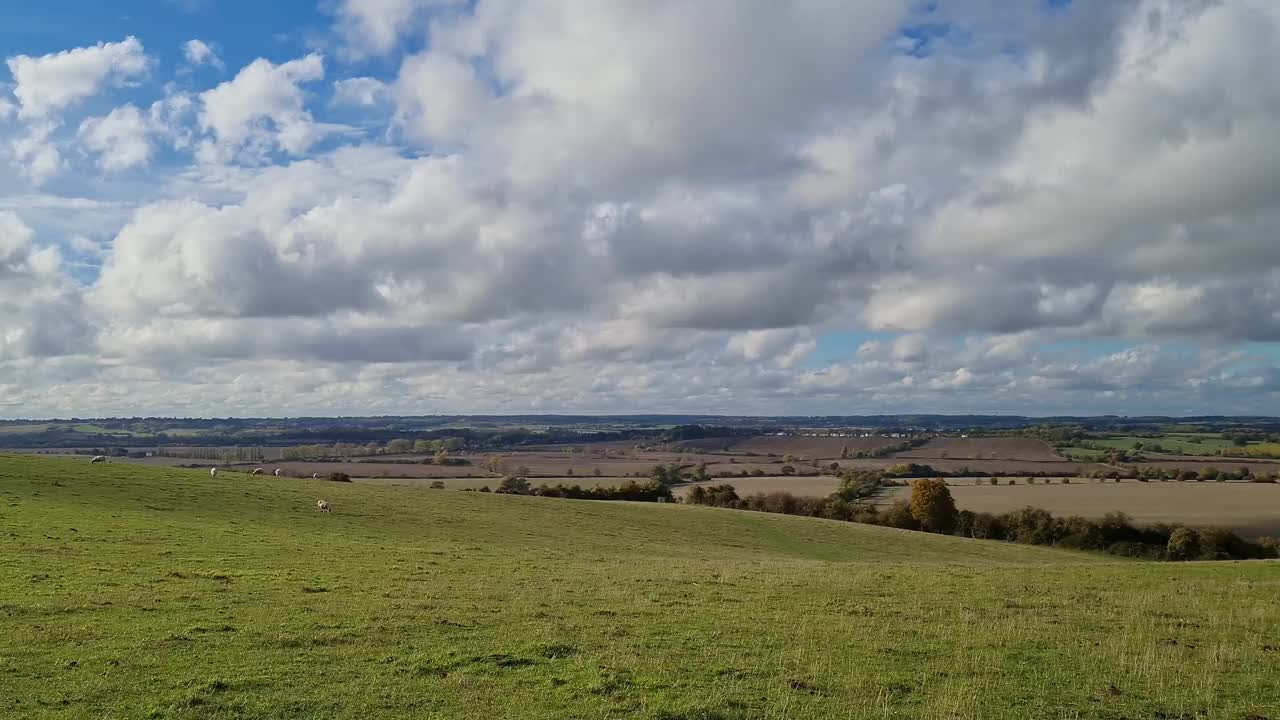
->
[909,478,958,534]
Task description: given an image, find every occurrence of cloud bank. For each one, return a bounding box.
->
[1,0,1279,417]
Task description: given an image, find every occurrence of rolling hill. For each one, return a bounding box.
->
[1,456,1277,719]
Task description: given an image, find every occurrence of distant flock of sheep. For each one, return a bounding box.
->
[92,455,332,513]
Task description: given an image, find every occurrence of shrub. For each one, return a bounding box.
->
[1166,527,1201,561]
[326,472,352,482]
[429,481,445,490]
[1258,537,1280,559]
[988,477,998,486]
[879,501,920,530]
[780,464,797,476]
[1250,476,1277,483]
[496,475,531,494]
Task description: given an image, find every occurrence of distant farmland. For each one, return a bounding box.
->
[675,475,843,499]
[676,435,895,458]
[896,437,1061,461]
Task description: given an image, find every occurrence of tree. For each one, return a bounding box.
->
[780,464,796,476]
[1166,527,1201,561]
[840,444,849,459]
[909,478,957,534]
[1200,467,1219,481]
[386,439,413,454]
[693,463,708,482]
[593,466,603,477]
[413,439,434,453]
[433,449,451,465]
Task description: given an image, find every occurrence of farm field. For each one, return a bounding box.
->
[3,456,1280,718]
[883,481,1280,538]
[894,437,1061,461]
[1084,435,1237,455]
[674,435,894,458]
[675,475,843,499]
[269,460,496,478]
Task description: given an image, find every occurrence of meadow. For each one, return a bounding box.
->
[2,455,1279,719]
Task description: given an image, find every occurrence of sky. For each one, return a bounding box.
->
[2,0,1280,418]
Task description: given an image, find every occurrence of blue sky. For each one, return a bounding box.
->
[1,0,1279,418]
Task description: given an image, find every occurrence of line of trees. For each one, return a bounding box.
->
[480,476,674,502]
[155,447,266,462]
[682,474,1279,562]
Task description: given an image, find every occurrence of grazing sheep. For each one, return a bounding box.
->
[316,500,331,513]
[274,468,282,477]
[210,467,218,477]
[251,468,263,475]
[89,455,106,464]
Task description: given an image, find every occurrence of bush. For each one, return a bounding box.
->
[429,481,445,490]
[326,472,352,482]
[780,464,797,476]
[879,501,920,530]
[496,475,531,494]
[1166,527,1201,561]
[1258,537,1280,559]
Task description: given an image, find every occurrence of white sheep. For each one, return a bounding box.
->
[312,473,319,479]
[251,468,263,475]
[316,500,331,513]
[210,467,218,477]
[274,468,282,477]
[89,455,106,464]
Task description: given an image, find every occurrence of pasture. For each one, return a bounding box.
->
[882,480,1280,538]
[1084,434,1235,454]
[1,456,1279,718]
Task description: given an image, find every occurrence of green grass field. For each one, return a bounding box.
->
[2,456,1278,719]
[1085,435,1236,455]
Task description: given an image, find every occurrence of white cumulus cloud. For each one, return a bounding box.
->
[6,37,149,119]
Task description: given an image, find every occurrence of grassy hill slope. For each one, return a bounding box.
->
[1,456,1278,719]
